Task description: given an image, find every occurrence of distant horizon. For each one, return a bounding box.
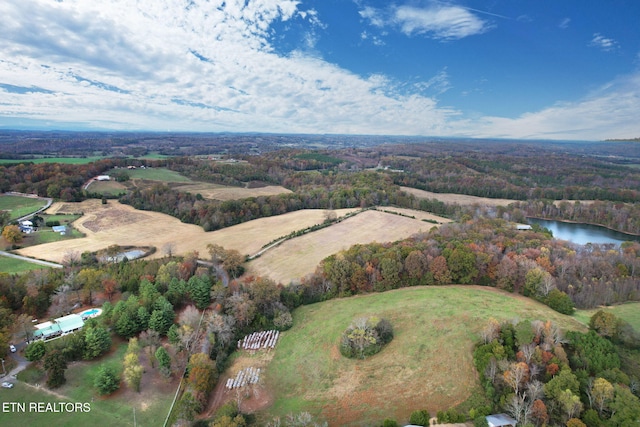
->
[2,1,640,140]
[0,127,631,145]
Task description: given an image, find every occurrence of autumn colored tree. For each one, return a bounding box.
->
[566,418,587,427]
[102,278,117,301]
[2,224,22,244]
[590,377,614,416]
[503,362,529,396]
[186,352,217,405]
[430,255,451,285]
[404,250,428,280]
[589,310,618,338]
[530,399,548,426]
[123,338,143,392]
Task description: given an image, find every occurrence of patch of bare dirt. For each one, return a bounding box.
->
[200,349,277,419]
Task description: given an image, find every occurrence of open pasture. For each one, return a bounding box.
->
[262,286,587,426]
[574,302,640,331]
[123,167,193,182]
[0,194,48,220]
[401,186,517,207]
[246,209,450,284]
[171,182,293,200]
[4,342,175,427]
[0,255,49,273]
[85,179,127,195]
[15,200,359,264]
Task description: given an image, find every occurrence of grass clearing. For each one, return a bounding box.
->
[122,167,193,182]
[247,209,450,284]
[172,182,292,200]
[574,302,640,331]
[401,186,517,207]
[261,286,587,426]
[0,195,48,220]
[0,256,50,273]
[0,382,127,427]
[86,180,127,196]
[0,156,107,165]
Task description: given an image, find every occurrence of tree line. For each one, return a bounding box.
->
[300,217,640,311]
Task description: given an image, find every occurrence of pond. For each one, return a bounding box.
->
[108,249,146,262]
[527,218,640,246]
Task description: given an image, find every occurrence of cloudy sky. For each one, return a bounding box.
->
[1,0,639,140]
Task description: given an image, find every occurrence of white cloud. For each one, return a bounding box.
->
[590,33,619,52]
[559,17,571,29]
[392,4,490,40]
[0,0,458,135]
[358,2,490,41]
[1,0,639,140]
[359,6,385,28]
[452,73,640,140]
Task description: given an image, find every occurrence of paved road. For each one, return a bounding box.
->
[0,251,63,269]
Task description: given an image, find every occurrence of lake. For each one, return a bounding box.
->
[527,218,640,246]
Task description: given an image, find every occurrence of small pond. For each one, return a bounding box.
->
[527,218,640,246]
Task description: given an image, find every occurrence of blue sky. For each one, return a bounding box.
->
[1,0,639,140]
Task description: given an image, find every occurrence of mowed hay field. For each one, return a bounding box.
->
[401,186,517,206]
[16,200,359,264]
[171,182,292,200]
[262,286,587,427]
[246,209,450,284]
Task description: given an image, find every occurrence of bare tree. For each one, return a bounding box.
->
[505,393,533,426]
[526,379,545,401]
[520,343,536,365]
[162,242,176,258]
[179,305,201,330]
[504,362,530,396]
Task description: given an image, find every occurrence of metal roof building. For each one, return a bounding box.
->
[32,313,86,341]
[486,414,517,427]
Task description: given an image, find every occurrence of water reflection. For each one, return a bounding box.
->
[527,218,640,246]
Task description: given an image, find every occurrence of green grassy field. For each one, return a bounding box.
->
[574,302,640,331]
[28,228,84,245]
[86,180,127,196]
[0,195,48,220]
[262,286,587,426]
[0,154,169,165]
[0,256,49,273]
[43,214,82,224]
[116,167,192,182]
[0,156,107,165]
[6,342,175,427]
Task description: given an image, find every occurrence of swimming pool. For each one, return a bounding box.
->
[80,308,102,319]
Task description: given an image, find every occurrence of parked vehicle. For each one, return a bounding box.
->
[9,345,16,353]
[1,382,14,389]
